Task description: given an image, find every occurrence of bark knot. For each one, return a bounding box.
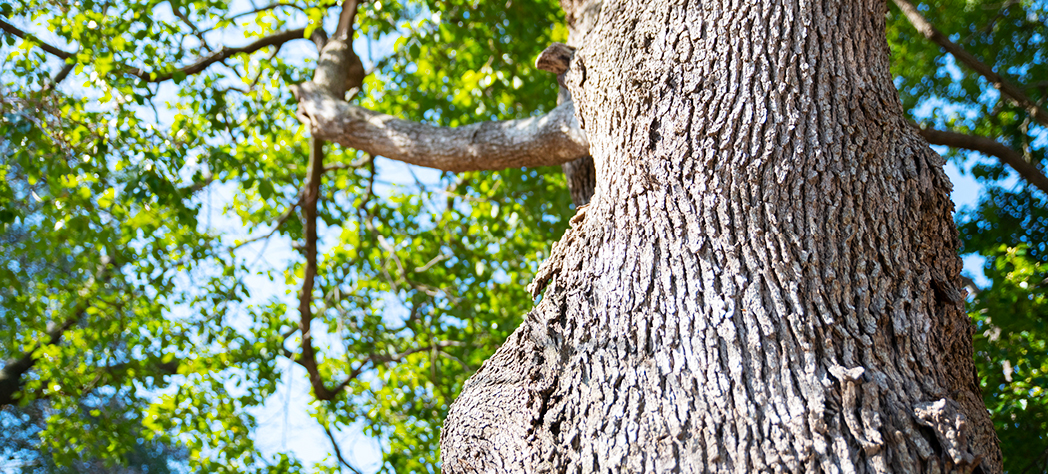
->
[913,398,982,469]
[828,364,866,383]
[536,42,576,90]
[535,43,576,75]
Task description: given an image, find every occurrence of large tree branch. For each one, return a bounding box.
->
[291,83,590,172]
[294,26,593,175]
[915,125,1048,195]
[296,18,591,175]
[128,28,307,82]
[892,0,1048,128]
[0,17,74,59]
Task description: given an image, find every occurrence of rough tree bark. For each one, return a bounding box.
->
[438,0,1002,472]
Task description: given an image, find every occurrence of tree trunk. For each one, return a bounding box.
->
[440,0,1002,472]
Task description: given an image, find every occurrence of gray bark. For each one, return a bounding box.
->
[440,0,1002,472]
[536,42,599,207]
[562,155,596,207]
[292,82,590,172]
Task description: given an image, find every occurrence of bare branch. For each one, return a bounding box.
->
[128,28,307,82]
[0,17,74,59]
[290,2,369,402]
[892,0,1048,128]
[914,124,1048,195]
[48,62,76,88]
[415,252,450,273]
[292,83,590,172]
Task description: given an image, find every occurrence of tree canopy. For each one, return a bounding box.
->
[0,0,1045,471]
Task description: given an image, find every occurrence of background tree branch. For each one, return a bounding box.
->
[915,124,1048,194]
[294,135,337,400]
[1,18,309,86]
[892,0,1048,128]
[129,28,308,82]
[290,0,367,402]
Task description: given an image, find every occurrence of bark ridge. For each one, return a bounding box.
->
[442,0,1001,472]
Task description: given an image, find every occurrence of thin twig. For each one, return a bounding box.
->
[0,18,74,59]
[171,5,212,51]
[199,3,308,34]
[415,252,450,273]
[438,350,472,372]
[229,190,306,251]
[322,424,364,474]
[323,153,373,173]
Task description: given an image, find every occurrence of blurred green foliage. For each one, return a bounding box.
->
[0,0,1045,471]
